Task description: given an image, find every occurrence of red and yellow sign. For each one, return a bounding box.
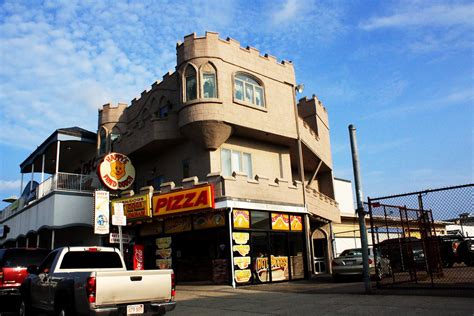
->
[153,185,215,216]
[271,213,289,230]
[98,153,136,190]
[233,210,250,229]
[290,215,303,231]
[111,194,151,220]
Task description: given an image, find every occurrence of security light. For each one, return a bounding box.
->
[295,84,304,94]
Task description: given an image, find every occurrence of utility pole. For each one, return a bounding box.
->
[348,124,371,294]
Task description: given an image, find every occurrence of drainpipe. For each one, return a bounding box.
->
[291,85,312,275]
[228,207,236,288]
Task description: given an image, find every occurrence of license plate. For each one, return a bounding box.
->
[127,304,144,314]
[345,260,356,265]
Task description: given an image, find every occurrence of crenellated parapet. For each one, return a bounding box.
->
[176,32,293,70]
[149,172,303,206]
[297,95,329,131]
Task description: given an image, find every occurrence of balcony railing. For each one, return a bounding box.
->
[0,172,96,221]
[37,172,96,198]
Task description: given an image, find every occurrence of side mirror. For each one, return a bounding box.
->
[27,265,39,275]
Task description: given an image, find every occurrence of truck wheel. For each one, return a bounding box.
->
[19,298,34,316]
[57,306,75,316]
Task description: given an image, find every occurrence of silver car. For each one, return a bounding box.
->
[331,248,391,281]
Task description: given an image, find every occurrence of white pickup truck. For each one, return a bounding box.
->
[19,246,176,315]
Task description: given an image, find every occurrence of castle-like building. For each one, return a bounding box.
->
[1,32,340,285]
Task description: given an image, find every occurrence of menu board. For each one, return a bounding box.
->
[290,215,303,231]
[232,232,251,284]
[271,213,290,230]
[233,210,250,229]
[155,237,172,269]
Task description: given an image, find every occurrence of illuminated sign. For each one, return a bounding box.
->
[112,194,152,220]
[152,185,215,216]
[98,153,135,190]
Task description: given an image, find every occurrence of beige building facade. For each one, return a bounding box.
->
[97,32,340,285]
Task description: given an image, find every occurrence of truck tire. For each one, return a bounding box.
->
[55,292,76,316]
[19,298,34,316]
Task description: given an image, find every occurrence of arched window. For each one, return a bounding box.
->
[99,128,107,154]
[234,73,265,107]
[201,63,216,98]
[185,65,197,101]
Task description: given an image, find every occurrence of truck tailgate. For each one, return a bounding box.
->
[94,269,172,306]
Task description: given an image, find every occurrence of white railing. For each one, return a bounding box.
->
[0,172,97,221]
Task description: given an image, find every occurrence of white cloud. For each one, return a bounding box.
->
[0,179,21,191]
[272,0,300,23]
[360,3,474,30]
[363,88,474,120]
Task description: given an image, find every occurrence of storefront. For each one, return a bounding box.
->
[231,209,306,285]
[111,184,307,286]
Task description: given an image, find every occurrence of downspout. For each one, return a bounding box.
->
[291,85,312,275]
[228,207,236,288]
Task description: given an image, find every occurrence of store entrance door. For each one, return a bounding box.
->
[312,229,328,274]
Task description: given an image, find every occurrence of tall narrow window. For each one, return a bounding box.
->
[185,66,197,101]
[182,159,190,178]
[202,63,216,98]
[234,74,265,107]
[99,128,107,154]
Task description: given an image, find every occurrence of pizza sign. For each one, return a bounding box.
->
[98,153,136,190]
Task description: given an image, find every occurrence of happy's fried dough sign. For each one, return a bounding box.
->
[98,153,136,190]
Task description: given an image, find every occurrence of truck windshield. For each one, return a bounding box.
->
[60,251,123,269]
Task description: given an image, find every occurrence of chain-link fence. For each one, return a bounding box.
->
[368,184,473,289]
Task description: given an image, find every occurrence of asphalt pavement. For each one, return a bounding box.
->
[1,278,473,315]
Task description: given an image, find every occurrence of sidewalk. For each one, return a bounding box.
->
[173,278,474,315]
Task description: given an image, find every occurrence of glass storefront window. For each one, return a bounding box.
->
[289,233,305,279]
[270,233,289,281]
[252,232,269,283]
[251,211,270,230]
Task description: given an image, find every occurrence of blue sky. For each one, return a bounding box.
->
[0,0,473,209]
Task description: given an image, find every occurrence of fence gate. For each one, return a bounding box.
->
[368,184,473,289]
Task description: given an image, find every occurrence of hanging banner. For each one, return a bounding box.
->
[98,153,136,190]
[112,193,152,220]
[133,245,145,270]
[152,185,214,216]
[94,190,110,234]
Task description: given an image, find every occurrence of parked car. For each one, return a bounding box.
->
[331,248,391,281]
[456,238,474,266]
[437,235,464,268]
[20,246,176,315]
[0,248,49,297]
[377,237,426,272]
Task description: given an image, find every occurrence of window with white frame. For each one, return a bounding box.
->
[221,148,253,178]
[202,63,216,98]
[234,74,265,107]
